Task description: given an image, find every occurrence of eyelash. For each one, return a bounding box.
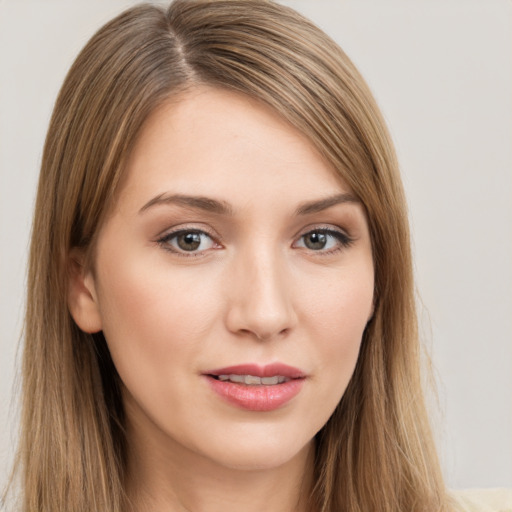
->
[156,226,354,257]
[157,227,221,257]
[294,228,354,255]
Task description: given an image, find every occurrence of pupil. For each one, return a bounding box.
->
[305,232,327,250]
[178,232,201,251]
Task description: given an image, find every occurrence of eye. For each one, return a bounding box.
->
[294,228,353,253]
[158,229,217,255]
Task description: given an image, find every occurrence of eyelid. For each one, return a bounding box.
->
[156,224,223,257]
[293,225,355,253]
[154,223,354,257]
[156,223,220,241]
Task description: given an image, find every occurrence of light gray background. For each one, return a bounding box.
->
[1,0,511,491]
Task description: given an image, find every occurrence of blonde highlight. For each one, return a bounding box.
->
[8,1,453,511]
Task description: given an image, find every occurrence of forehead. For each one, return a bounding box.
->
[118,86,351,213]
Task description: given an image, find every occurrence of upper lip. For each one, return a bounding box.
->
[205,363,306,379]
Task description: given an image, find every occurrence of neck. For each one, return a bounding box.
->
[124,413,315,512]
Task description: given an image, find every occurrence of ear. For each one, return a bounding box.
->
[67,248,103,333]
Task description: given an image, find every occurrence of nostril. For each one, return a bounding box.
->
[224,281,297,341]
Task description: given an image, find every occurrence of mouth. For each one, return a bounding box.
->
[203,363,306,411]
[210,374,291,385]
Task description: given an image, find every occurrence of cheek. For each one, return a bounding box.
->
[94,252,222,390]
[303,264,373,395]
[304,261,373,335]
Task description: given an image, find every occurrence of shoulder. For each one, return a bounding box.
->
[451,489,512,512]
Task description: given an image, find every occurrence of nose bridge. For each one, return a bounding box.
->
[226,241,296,340]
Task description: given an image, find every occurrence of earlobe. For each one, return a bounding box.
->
[67,249,103,333]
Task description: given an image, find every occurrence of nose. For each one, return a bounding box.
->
[224,247,297,341]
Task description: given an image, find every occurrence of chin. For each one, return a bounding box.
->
[194,428,315,472]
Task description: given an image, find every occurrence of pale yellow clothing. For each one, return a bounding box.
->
[452,489,512,512]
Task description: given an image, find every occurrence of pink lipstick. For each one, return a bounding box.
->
[203,363,306,412]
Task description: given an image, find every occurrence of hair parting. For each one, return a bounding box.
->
[5,2,454,511]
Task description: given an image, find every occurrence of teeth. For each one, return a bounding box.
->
[245,375,261,385]
[216,374,290,385]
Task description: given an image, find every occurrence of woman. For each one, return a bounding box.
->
[4,1,510,511]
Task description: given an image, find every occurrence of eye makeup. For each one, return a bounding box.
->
[293,227,354,256]
[156,225,223,257]
[155,223,355,259]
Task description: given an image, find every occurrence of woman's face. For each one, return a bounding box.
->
[70,87,374,471]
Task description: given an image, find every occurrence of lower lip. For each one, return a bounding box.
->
[205,376,305,411]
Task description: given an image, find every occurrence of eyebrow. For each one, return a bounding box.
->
[139,193,234,216]
[139,191,359,216]
[295,192,360,215]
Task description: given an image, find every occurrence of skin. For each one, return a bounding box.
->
[68,87,374,512]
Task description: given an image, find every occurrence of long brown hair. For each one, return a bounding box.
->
[8,1,451,510]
